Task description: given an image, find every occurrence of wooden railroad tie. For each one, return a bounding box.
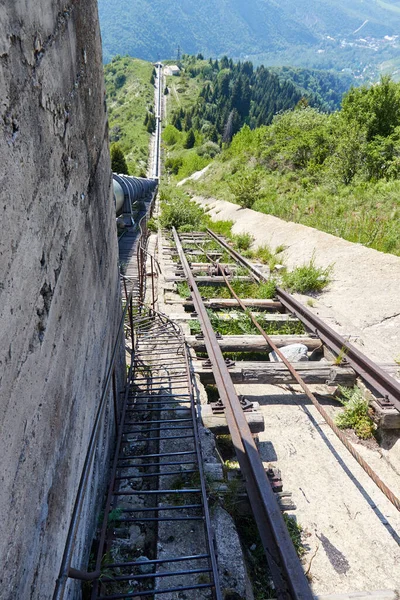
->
[194,360,356,386]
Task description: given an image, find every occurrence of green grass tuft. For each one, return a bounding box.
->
[335,386,375,439]
[232,232,254,251]
[282,256,333,294]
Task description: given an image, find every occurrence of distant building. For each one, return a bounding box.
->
[165,65,180,76]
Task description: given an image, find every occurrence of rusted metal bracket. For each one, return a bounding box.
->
[376,397,395,409]
[267,467,283,493]
[210,395,253,415]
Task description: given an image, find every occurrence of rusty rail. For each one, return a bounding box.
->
[205,228,400,512]
[216,265,400,513]
[206,228,400,412]
[173,228,313,600]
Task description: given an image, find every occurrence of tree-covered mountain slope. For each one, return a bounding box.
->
[176,77,400,256]
[161,54,355,181]
[98,0,400,79]
[98,0,315,63]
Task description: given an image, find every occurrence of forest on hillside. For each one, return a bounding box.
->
[168,76,400,255]
[166,56,353,143]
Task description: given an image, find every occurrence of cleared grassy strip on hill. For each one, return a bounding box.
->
[105,56,154,175]
[180,79,400,256]
[185,156,400,256]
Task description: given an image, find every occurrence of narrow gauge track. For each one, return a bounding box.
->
[90,306,222,600]
[165,226,400,598]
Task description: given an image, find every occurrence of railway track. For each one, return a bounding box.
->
[156,226,400,598]
[80,223,400,600]
[59,61,399,599]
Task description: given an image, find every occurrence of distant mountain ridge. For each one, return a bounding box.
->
[98,0,400,78]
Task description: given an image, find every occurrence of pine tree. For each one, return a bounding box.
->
[111,144,129,174]
[209,126,219,143]
[184,129,196,149]
[146,113,156,134]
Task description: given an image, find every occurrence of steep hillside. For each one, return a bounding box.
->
[98,0,400,79]
[271,67,354,112]
[98,0,315,63]
[178,78,400,256]
[105,56,154,175]
[162,55,354,181]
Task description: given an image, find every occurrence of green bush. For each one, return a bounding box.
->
[282,255,333,293]
[232,232,254,250]
[163,124,182,146]
[147,217,158,233]
[165,156,183,175]
[176,152,211,180]
[335,386,375,439]
[208,220,234,237]
[159,189,207,231]
[184,129,196,149]
[228,170,261,208]
[110,143,129,174]
[196,141,221,158]
[253,244,274,264]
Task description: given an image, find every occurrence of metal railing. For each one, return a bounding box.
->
[54,191,159,600]
[52,290,134,600]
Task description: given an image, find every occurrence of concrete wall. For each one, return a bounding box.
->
[0,1,124,598]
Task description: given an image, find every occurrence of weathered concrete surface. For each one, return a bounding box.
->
[194,196,400,364]
[238,384,400,596]
[194,195,400,485]
[0,2,124,599]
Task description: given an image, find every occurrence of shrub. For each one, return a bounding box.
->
[114,73,126,89]
[257,280,277,299]
[208,220,234,237]
[196,141,221,158]
[176,152,211,180]
[282,255,333,293]
[110,143,129,174]
[335,386,375,439]
[163,125,182,146]
[147,218,158,233]
[165,156,183,175]
[160,190,206,231]
[253,244,274,264]
[228,170,261,208]
[184,129,196,149]
[232,232,254,250]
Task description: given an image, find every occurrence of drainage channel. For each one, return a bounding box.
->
[91,307,221,600]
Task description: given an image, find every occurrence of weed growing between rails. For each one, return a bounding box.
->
[189,310,304,337]
[335,386,376,440]
[176,280,277,300]
[160,184,334,295]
